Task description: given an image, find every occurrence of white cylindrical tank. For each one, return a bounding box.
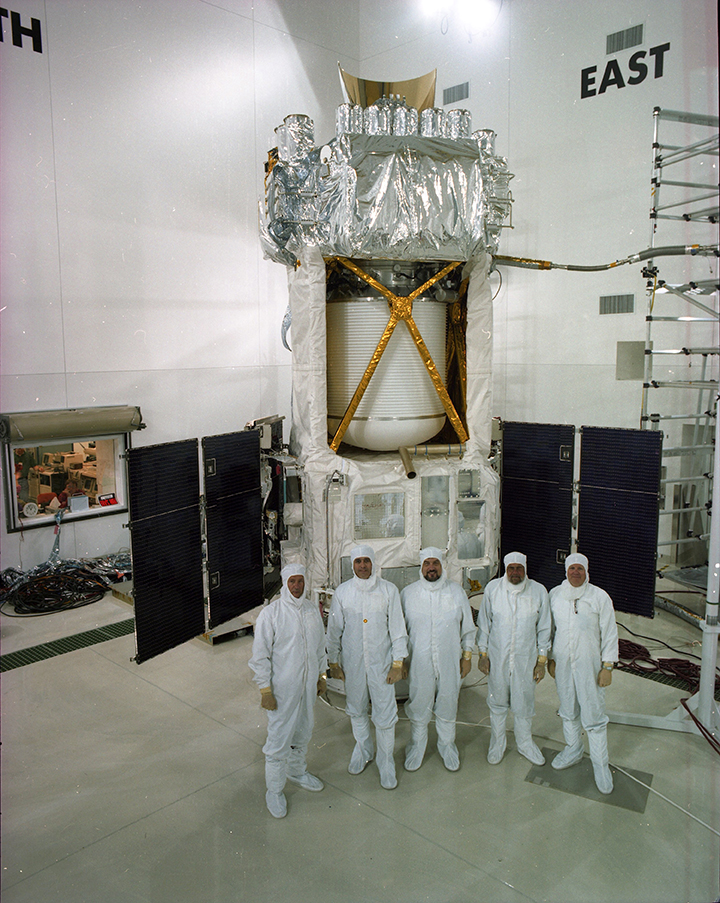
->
[326,262,451,451]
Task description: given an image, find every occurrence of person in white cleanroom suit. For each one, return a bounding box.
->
[326,545,408,790]
[548,552,618,795]
[401,548,476,772]
[249,563,327,818]
[477,552,551,766]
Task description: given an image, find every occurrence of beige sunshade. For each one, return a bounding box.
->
[338,64,437,112]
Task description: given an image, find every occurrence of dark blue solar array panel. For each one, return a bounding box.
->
[501,422,575,592]
[578,427,662,618]
[203,430,263,629]
[127,440,205,664]
[203,430,262,504]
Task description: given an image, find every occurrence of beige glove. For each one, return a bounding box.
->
[477,653,490,675]
[328,662,345,680]
[317,674,327,696]
[547,659,556,679]
[386,661,404,684]
[598,667,613,687]
[460,654,472,679]
[260,687,277,710]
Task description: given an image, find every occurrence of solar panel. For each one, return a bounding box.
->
[578,427,662,617]
[127,440,205,664]
[202,430,263,629]
[501,422,575,591]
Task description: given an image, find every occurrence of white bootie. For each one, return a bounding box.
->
[376,726,398,789]
[438,742,460,771]
[436,717,460,771]
[592,761,614,794]
[265,790,287,818]
[514,716,545,766]
[286,772,324,792]
[404,722,428,772]
[348,743,372,774]
[552,717,584,770]
[487,711,507,765]
[348,717,374,774]
[552,744,584,769]
[588,728,613,794]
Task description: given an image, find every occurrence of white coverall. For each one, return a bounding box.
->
[326,555,408,784]
[249,578,326,795]
[401,565,476,770]
[477,573,551,762]
[549,576,618,771]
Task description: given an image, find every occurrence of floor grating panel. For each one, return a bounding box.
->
[1,619,135,672]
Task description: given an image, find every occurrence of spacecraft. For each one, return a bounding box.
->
[259,66,514,600]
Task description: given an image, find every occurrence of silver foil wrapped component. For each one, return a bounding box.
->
[336,103,364,137]
[444,109,472,139]
[336,103,353,136]
[260,115,513,265]
[420,107,444,137]
[392,100,418,136]
[473,128,496,154]
[276,114,315,162]
[364,100,393,135]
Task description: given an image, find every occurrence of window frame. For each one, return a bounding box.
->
[1,406,143,534]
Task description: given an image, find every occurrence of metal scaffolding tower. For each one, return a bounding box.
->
[609,108,720,741]
[641,107,719,568]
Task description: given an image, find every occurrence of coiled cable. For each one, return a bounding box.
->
[0,552,131,617]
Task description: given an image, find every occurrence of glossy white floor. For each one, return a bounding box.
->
[1,586,718,903]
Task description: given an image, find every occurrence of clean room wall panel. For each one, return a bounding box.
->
[358,0,453,64]
[253,0,360,59]
[497,265,647,368]
[257,359,292,427]
[203,0,254,18]
[503,13,649,266]
[502,363,641,429]
[59,230,261,372]
[0,4,65,381]
[44,1,260,373]
[256,256,294,368]
[498,0,717,428]
[64,366,285,448]
[0,374,73,418]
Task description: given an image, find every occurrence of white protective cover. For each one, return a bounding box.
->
[285,245,499,591]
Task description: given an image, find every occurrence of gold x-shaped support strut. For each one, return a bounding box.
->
[328,257,468,452]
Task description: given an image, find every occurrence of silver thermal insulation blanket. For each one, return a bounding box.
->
[261,134,512,265]
[285,246,499,590]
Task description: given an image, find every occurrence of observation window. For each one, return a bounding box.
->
[421,475,449,550]
[1,406,144,533]
[457,469,485,560]
[353,492,405,540]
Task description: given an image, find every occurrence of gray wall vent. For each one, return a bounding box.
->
[443,82,470,105]
[600,293,635,314]
[606,24,644,55]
